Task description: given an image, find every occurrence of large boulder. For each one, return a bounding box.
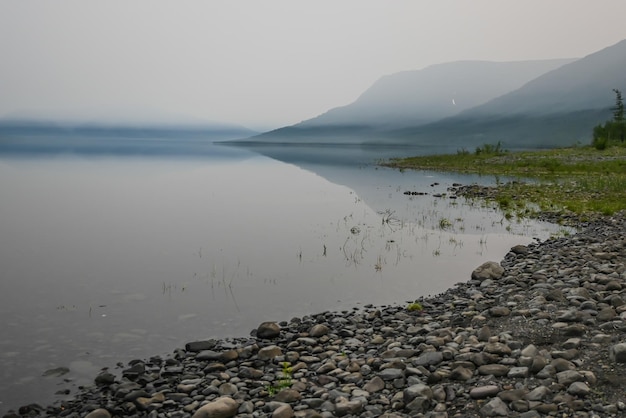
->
[192,397,238,418]
[256,321,281,339]
[471,261,504,281]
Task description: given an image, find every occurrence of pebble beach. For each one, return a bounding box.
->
[5,212,626,418]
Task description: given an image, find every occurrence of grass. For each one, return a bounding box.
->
[266,362,293,396]
[385,145,626,218]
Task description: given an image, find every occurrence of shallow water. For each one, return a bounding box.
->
[0,142,566,413]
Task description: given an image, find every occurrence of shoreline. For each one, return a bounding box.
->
[5,214,626,418]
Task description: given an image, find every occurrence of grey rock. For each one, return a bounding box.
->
[610,343,626,363]
[192,397,238,418]
[403,384,433,402]
[272,405,294,418]
[525,386,551,401]
[507,366,529,378]
[413,351,444,367]
[334,399,363,417]
[258,345,282,361]
[471,261,504,281]
[479,397,510,417]
[84,409,112,418]
[469,385,500,399]
[378,368,404,381]
[363,376,385,393]
[186,339,218,352]
[567,381,591,397]
[308,324,330,337]
[511,244,529,255]
[257,322,281,339]
[483,342,512,356]
[450,366,473,381]
[477,364,510,376]
[404,396,430,413]
[556,370,584,386]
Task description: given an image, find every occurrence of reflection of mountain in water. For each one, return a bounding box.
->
[226,143,510,231]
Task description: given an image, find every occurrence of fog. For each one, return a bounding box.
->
[1,1,626,130]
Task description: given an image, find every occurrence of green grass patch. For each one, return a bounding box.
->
[384,145,626,217]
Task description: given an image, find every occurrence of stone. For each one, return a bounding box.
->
[404,396,430,413]
[469,385,500,399]
[185,339,218,352]
[450,366,473,381]
[403,384,433,402]
[525,386,551,402]
[562,324,586,337]
[556,370,584,386]
[309,324,330,337]
[567,382,591,397]
[218,382,238,396]
[610,343,626,363]
[84,409,111,418]
[274,389,302,403]
[511,244,529,255]
[94,372,116,385]
[471,261,504,281]
[258,345,283,361]
[476,325,492,342]
[498,389,527,402]
[379,368,403,381]
[597,307,617,321]
[192,397,238,418]
[363,376,385,393]
[483,342,512,356]
[272,404,294,418]
[334,399,363,417]
[412,351,444,366]
[489,306,511,317]
[477,364,510,376]
[479,397,510,417]
[562,338,581,349]
[507,366,529,378]
[257,322,281,339]
[520,344,538,357]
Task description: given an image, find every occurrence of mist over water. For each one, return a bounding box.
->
[0,142,566,413]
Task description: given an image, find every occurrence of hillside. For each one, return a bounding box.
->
[246,59,575,143]
[386,39,626,148]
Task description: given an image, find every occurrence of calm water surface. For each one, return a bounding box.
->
[0,142,566,413]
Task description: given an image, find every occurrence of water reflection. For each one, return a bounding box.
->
[0,144,566,413]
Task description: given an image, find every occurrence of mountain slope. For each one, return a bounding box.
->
[390,39,626,148]
[248,58,575,143]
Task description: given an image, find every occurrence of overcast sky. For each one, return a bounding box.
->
[2,1,626,130]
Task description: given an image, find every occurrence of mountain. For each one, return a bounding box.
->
[0,118,257,140]
[0,118,258,156]
[243,58,575,144]
[387,39,626,148]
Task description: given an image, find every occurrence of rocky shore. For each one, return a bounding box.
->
[5,214,626,418]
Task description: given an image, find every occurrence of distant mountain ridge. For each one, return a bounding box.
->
[391,39,626,147]
[238,38,626,149]
[0,118,257,141]
[300,59,577,127]
[246,58,576,144]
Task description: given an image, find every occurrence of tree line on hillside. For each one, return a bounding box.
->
[592,89,626,149]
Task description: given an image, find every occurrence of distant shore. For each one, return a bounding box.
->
[384,145,626,223]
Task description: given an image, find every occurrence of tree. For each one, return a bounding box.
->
[613,88,624,123]
[592,88,626,148]
[612,89,625,142]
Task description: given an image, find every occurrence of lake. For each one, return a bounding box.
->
[0,137,566,413]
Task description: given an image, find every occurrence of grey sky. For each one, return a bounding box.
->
[1,1,626,130]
